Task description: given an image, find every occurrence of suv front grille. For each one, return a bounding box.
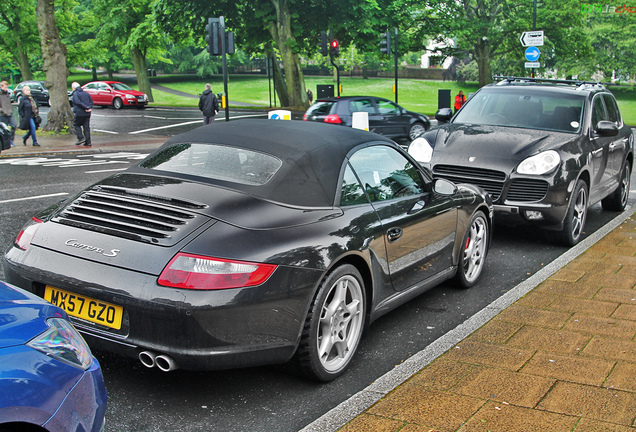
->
[507,179,549,202]
[433,165,506,200]
[52,186,209,246]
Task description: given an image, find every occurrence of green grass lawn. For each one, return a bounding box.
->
[66,72,636,125]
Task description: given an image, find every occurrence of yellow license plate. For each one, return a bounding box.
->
[45,286,123,330]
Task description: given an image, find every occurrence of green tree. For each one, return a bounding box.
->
[0,0,40,81]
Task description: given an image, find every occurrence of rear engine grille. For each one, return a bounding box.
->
[433,165,506,200]
[52,186,209,245]
[506,179,549,202]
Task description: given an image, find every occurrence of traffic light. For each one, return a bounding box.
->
[330,39,340,57]
[206,18,221,56]
[380,31,391,55]
[226,31,235,54]
[318,31,328,56]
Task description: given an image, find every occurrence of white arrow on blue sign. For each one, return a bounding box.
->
[525,46,540,62]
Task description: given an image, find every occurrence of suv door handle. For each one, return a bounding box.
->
[387,227,403,242]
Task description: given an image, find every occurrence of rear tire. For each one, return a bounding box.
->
[295,264,365,381]
[408,122,427,141]
[602,163,631,212]
[559,179,588,246]
[454,211,489,288]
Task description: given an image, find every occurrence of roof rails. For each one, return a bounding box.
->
[492,76,607,89]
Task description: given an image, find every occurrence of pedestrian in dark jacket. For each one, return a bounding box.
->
[199,83,219,125]
[71,82,94,146]
[18,86,39,147]
[0,80,16,147]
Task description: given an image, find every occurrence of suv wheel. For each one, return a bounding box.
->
[601,163,631,212]
[559,179,588,246]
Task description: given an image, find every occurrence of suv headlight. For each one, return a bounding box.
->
[27,318,93,370]
[517,150,561,175]
[408,137,434,164]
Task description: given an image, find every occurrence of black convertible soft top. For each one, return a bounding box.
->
[156,119,395,207]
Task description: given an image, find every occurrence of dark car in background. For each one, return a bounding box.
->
[11,81,50,106]
[0,280,107,432]
[304,96,430,141]
[409,76,634,246]
[82,80,148,109]
[4,120,491,381]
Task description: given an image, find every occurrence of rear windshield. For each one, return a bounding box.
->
[454,87,586,133]
[140,143,282,186]
[306,101,336,116]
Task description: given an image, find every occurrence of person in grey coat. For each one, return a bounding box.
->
[198,83,219,125]
[71,82,94,146]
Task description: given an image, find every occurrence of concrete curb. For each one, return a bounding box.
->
[300,202,636,432]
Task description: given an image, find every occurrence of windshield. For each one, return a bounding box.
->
[140,143,282,186]
[111,82,133,91]
[454,87,585,133]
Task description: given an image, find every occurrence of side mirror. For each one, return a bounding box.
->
[435,108,453,123]
[433,178,457,195]
[595,121,619,137]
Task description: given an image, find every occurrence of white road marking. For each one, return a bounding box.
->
[93,129,119,134]
[85,168,129,174]
[0,192,69,204]
[128,113,267,134]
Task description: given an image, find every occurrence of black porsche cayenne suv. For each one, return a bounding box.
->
[408,76,633,246]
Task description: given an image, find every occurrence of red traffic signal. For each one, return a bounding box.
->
[330,39,339,57]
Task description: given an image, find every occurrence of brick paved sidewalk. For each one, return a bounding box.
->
[336,213,636,432]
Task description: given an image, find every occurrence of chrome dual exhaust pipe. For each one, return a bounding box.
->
[138,351,178,372]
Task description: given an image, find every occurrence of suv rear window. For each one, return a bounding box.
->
[306,101,335,116]
[455,87,585,133]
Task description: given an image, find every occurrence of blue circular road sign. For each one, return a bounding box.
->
[525,46,540,62]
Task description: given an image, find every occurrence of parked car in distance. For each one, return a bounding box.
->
[0,280,107,432]
[409,76,634,246]
[4,120,492,382]
[11,81,50,106]
[82,81,148,109]
[304,96,430,141]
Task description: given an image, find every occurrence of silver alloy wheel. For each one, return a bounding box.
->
[113,98,123,110]
[619,165,631,208]
[409,123,426,140]
[571,186,587,240]
[462,214,487,283]
[317,274,364,373]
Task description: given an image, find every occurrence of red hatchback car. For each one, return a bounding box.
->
[82,81,148,109]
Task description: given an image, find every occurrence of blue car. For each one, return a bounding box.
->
[0,280,107,432]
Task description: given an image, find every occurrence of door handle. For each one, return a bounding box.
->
[387,227,403,242]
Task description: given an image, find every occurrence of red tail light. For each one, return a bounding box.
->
[158,253,277,290]
[303,113,308,121]
[324,114,342,124]
[15,217,43,250]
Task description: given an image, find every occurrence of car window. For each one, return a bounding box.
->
[376,100,400,115]
[602,94,621,124]
[111,83,133,91]
[306,101,336,116]
[85,83,97,90]
[99,83,110,91]
[591,96,607,126]
[349,99,375,114]
[454,87,585,133]
[349,146,424,203]
[340,164,368,206]
[140,143,283,186]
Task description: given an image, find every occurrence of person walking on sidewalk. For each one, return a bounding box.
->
[71,82,93,146]
[0,81,16,147]
[198,83,219,125]
[18,86,40,147]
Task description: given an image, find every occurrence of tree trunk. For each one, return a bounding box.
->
[474,37,492,88]
[131,47,154,102]
[265,44,289,107]
[268,0,308,108]
[14,46,33,81]
[36,0,73,133]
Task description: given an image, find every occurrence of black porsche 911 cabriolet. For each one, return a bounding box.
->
[4,120,492,381]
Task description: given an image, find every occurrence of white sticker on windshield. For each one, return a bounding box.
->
[571,121,579,129]
[373,171,381,185]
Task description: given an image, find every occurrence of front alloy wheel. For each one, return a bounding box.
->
[408,122,427,141]
[113,97,123,110]
[296,264,365,381]
[560,179,588,246]
[455,211,489,288]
